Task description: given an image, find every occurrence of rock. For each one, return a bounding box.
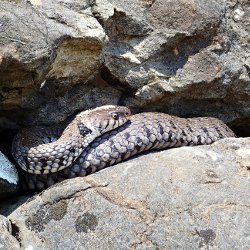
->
[0,215,20,249]
[101,0,250,130]
[0,0,249,135]
[147,0,222,34]
[0,0,108,125]
[8,138,250,249]
[0,151,18,199]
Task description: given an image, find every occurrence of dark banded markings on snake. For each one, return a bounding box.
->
[187,125,194,133]
[158,123,165,135]
[169,120,177,130]
[78,123,92,136]
[215,126,224,138]
[202,127,209,133]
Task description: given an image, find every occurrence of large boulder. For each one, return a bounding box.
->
[0,0,107,125]
[0,0,249,135]
[7,137,250,249]
[99,0,250,134]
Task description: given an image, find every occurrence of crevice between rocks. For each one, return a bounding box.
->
[40,182,109,205]
[10,222,22,248]
[230,118,250,137]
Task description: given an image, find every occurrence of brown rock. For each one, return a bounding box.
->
[147,0,222,35]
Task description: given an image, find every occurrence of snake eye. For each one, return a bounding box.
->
[111,112,119,120]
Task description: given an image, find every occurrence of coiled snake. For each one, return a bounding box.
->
[12,105,236,190]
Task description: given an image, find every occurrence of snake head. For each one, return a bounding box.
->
[77,105,131,136]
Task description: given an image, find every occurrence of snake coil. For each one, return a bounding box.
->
[12,105,130,174]
[12,106,236,190]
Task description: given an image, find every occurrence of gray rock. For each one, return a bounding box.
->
[0,0,249,135]
[101,0,250,128]
[7,138,250,249]
[0,0,108,125]
[0,215,20,249]
[0,151,18,199]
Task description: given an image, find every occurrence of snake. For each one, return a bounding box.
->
[12,105,130,173]
[12,106,236,190]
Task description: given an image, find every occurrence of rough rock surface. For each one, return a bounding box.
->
[0,0,108,125]
[0,0,249,136]
[0,215,20,250]
[6,138,250,249]
[0,151,18,199]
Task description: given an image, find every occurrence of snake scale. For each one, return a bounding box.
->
[12,105,236,190]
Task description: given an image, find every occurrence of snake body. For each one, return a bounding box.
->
[13,108,236,190]
[12,105,130,174]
